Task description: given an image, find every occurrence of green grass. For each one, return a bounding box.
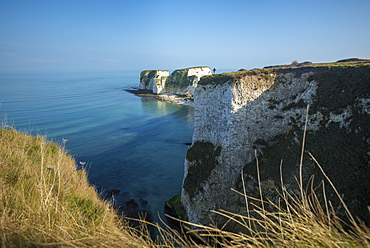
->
[167,194,184,220]
[171,66,210,71]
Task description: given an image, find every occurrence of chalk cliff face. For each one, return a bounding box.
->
[139,70,169,94]
[139,67,211,95]
[181,61,370,229]
[165,67,212,95]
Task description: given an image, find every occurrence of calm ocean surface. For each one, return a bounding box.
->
[0,71,194,223]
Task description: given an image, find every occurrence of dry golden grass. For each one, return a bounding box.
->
[180,174,370,247]
[0,127,156,247]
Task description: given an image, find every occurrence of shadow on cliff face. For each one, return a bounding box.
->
[184,141,222,199]
[240,65,370,226]
[75,98,194,227]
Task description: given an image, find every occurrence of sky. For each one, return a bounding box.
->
[0,0,369,72]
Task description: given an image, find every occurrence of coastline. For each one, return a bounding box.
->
[126,88,194,106]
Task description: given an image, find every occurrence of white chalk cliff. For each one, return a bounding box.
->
[139,67,211,96]
[139,70,169,94]
[181,61,370,230]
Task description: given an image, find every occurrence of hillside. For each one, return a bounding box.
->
[0,128,154,247]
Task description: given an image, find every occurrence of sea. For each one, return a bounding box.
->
[0,71,194,224]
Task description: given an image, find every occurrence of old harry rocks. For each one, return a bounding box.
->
[139,67,212,95]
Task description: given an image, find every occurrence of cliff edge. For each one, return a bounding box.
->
[181,60,370,230]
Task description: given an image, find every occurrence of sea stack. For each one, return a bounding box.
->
[139,66,211,96]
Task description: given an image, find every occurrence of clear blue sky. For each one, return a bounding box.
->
[1,0,369,72]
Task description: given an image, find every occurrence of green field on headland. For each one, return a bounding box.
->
[200,58,370,85]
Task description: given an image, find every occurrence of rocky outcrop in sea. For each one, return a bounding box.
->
[139,66,212,96]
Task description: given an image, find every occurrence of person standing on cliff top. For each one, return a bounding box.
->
[213,68,216,74]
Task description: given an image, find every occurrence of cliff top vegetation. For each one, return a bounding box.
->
[140,66,210,76]
[199,58,370,85]
[140,69,169,77]
[171,66,211,71]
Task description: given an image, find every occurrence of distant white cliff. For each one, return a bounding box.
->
[139,67,211,96]
[139,70,169,94]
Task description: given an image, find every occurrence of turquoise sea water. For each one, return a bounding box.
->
[0,71,194,223]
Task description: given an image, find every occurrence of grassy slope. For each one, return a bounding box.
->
[0,128,153,247]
